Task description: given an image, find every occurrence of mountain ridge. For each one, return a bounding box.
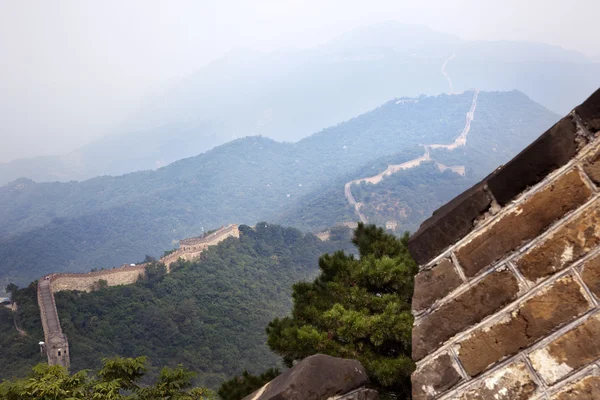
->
[0,90,558,287]
[0,21,594,185]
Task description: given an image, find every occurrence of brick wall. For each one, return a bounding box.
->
[49,224,240,292]
[49,265,147,293]
[408,89,600,400]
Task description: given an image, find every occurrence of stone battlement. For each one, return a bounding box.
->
[37,223,240,367]
[179,224,239,249]
[408,88,600,399]
[48,264,147,293]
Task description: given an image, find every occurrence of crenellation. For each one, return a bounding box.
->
[409,89,600,398]
[36,224,240,367]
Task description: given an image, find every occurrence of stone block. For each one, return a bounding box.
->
[412,259,463,313]
[582,145,600,185]
[329,388,379,400]
[487,116,579,206]
[408,182,493,265]
[551,375,600,400]
[243,354,368,400]
[529,313,600,385]
[412,353,462,400]
[412,269,519,361]
[456,169,591,278]
[517,200,600,282]
[456,362,538,400]
[581,253,600,298]
[575,88,600,133]
[457,276,590,376]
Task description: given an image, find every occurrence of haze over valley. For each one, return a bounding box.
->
[1,1,599,398]
[1,21,598,184]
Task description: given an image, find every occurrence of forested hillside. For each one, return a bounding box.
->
[276,90,558,232]
[0,91,497,286]
[0,224,354,386]
[0,91,558,288]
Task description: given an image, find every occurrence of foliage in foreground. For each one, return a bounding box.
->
[266,223,418,396]
[0,224,353,388]
[217,368,279,400]
[0,356,215,399]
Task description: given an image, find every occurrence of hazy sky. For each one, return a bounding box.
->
[1,0,599,162]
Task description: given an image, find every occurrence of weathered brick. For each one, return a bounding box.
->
[457,362,538,400]
[412,353,462,400]
[487,116,579,206]
[412,259,463,313]
[517,200,600,282]
[581,254,600,298]
[582,145,600,185]
[456,169,591,278]
[457,276,590,376]
[529,313,600,385]
[408,182,493,265]
[575,88,600,133]
[412,269,519,361]
[551,375,600,400]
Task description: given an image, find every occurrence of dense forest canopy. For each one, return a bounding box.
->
[0,91,557,287]
[0,224,354,388]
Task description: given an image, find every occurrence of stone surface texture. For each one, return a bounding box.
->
[408,88,600,399]
[328,388,379,400]
[412,259,463,313]
[412,269,519,361]
[243,354,369,400]
[412,353,462,400]
[551,375,600,400]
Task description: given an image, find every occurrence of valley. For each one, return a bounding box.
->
[0,90,556,288]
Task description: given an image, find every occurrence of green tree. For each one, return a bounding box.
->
[217,368,279,400]
[266,223,418,396]
[0,357,216,400]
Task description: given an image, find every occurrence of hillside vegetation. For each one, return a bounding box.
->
[0,224,354,387]
[0,91,557,286]
[276,91,558,232]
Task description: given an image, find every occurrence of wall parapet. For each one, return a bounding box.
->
[36,223,239,368]
[408,89,600,399]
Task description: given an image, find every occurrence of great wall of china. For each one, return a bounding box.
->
[344,89,478,224]
[37,224,240,367]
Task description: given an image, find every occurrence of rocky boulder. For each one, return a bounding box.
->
[243,354,373,400]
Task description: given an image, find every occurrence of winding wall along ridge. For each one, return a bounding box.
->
[344,90,479,223]
[36,224,239,367]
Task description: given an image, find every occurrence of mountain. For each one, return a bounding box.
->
[280,90,561,233]
[0,90,557,287]
[0,21,596,185]
[0,224,355,385]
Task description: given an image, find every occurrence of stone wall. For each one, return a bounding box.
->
[36,224,241,368]
[48,224,240,292]
[161,224,239,270]
[408,88,600,399]
[49,264,147,293]
[179,224,239,249]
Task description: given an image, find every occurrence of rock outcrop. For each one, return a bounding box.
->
[243,354,375,400]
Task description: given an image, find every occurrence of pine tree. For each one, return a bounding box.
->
[266,223,418,396]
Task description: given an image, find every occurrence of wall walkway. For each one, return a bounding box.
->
[37,224,239,367]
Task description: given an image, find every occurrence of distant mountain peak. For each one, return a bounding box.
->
[322,20,461,54]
